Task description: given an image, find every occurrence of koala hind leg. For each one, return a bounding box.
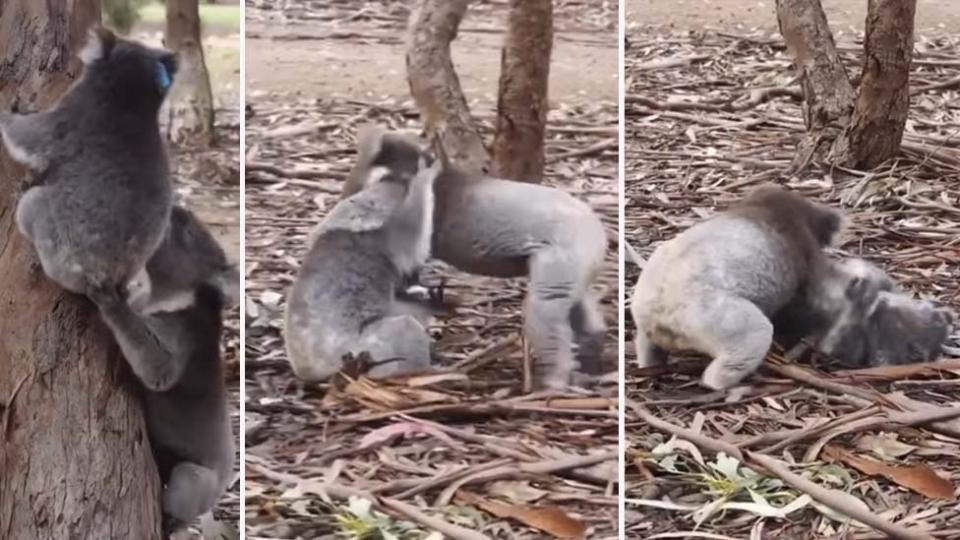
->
[162,461,221,527]
[16,186,88,293]
[696,296,774,390]
[359,315,432,378]
[525,249,580,390]
[570,293,607,374]
[635,330,668,367]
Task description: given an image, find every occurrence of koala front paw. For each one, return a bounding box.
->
[86,281,123,307]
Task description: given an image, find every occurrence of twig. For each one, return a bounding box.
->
[633,407,935,540]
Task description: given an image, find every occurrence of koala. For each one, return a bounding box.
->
[2,27,175,295]
[341,127,609,390]
[86,206,238,534]
[774,257,953,367]
[284,141,442,382]
[631,184,844,390]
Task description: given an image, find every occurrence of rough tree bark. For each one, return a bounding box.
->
[166,0,216,146]
[776,0,917,170]
[828,0,917,168]
[406,0,490,174]
[775,0,856,168]
[491,0,553,183]
[0,3,164,539]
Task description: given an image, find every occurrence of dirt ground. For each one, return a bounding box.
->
[629,0,960,35]
[246,2,617,103]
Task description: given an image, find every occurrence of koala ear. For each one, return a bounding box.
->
[79,26,117,64]
[211,265,241,307]
[355,125,386,161]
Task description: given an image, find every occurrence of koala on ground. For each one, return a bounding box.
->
[341,127,609,389]
[87,206,239,535]
[2,27,175,295]
[774,257,953,367]
[631,184,844,389]
[284,133,442,382]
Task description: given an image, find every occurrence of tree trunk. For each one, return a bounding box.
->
[828,0,917,168]
[165,0,216,147]
[775,0,856,169]
[491,0,553,183]
[0,3,163,540]
[406,0,489,174]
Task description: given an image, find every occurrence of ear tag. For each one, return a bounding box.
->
[155,61,172,90]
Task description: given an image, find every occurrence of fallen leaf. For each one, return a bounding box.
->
[826,446,955,500]
[457,492,586,539]
[488,480,548,503]
[854,433,917,460]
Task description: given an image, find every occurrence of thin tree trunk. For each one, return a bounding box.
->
[491,0,553,183]
[828,0,917,168]
[776,0,856,169]
[166,0,216,147]
[0,3,163,539]
[406,0,489,174]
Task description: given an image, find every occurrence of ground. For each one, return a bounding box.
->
[130,7,243,537]
[626,1,960,539]
[244,1,619,538]
[629,0,960,36]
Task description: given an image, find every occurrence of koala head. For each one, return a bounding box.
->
[734,184,846,249]
[75,27,179,112]
[342,125,433,198]
[128,206,239,314]
[868,292,954,366]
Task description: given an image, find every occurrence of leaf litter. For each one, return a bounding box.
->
[625,23,960,540]
[244,1,619,538]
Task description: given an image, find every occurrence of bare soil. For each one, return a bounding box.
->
[628,0,960,35]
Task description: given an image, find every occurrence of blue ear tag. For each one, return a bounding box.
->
[155,61,172,90]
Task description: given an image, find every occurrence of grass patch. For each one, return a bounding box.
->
[139,3,241,32]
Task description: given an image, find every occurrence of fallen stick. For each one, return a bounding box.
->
[633,407,934,540]
[247,460,491,540]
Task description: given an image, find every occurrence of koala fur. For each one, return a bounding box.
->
[341,127,609,389]
[284,142,441,382]
[3,27,176,294]
[775,257,953,367]
[631,184,844,389]
[87,206,238,533]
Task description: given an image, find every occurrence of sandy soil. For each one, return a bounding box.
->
[628,0,960,35]
[246,22,617,103]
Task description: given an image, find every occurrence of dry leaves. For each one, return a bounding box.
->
[825,446,956,501]
[457,491,588,539]
[625,25,960,539]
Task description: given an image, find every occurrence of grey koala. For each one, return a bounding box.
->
[2,27,175,295]
[341,127,608,390]
[284,135,442,382]
[87,206,239,534]
[631,184,844,390]
[774,257,953,367]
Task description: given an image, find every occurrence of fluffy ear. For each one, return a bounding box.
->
[211,265,241,307]
[79,26,117,64]
[937,307,955,328]
[355,125,386,161]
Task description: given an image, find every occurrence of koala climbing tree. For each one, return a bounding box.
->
[406,0,554,181]
[165,0,215,146]
[776,0,917,169]
[0,2,164,539]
